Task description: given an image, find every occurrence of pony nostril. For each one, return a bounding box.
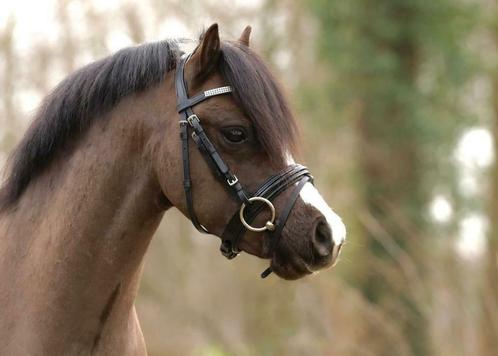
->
[312,219,333,257]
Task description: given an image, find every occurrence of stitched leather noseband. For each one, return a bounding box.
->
[175,54,313,277]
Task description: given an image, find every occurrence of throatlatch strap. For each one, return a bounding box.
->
[176,54,209,233]
[180,118,208,233]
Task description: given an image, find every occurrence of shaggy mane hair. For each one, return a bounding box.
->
[0,37,298,210]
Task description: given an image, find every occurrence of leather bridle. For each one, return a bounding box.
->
[175,53,313,277]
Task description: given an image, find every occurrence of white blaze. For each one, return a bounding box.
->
[286,153,346,255]
[300,182,347,249]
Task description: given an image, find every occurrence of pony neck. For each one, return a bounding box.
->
[0,81,173,354]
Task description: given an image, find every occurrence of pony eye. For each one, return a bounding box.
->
[222,127,247,144]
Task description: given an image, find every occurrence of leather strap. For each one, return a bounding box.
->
[259,176,311,278]
[175,54,247,234]
[177,86,232,112]
[220,165,313,258]
[270,176,311,249]
[179,120,209,233]
[189,115,248,204]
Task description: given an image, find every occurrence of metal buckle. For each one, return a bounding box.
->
[239,197,276,232]
[227,175,239,186]
[187,114,200,126]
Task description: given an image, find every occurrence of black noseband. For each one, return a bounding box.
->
[175,54,313,277]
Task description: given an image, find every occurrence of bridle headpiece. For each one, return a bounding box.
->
[175,53,313,277]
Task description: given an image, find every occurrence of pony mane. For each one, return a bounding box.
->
[0,37,299,210]
[0,40,180,210]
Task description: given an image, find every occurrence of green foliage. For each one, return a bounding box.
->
[310,0,477,154]
[308,0,480,354]
[308,0,480,245]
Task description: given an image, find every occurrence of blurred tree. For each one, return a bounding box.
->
[481,7,498,353]
[309,0,475,354]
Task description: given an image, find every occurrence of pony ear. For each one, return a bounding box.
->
[189,23,221,83]
[239,25,251,47]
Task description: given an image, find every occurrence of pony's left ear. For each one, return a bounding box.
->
[189,23,221,83]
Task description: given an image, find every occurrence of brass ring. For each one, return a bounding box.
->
[239,197,276,232]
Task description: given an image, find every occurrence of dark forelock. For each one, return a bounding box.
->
[219,41,299,165]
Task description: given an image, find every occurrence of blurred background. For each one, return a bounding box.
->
[1,0,497,355]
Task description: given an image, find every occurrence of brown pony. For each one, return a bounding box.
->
[0,24,345,355]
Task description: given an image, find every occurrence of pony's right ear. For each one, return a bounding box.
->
[189,23,221,83]
[239,25,251,47]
